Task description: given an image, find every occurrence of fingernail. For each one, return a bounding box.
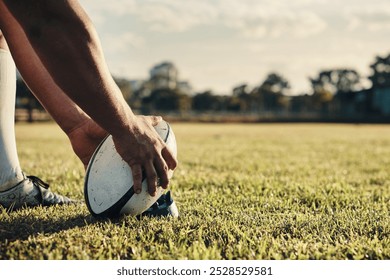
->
[135,188,141,194]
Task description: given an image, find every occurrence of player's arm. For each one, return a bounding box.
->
[0,0,177,195]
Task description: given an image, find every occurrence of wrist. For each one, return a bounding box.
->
[107,103,138,138]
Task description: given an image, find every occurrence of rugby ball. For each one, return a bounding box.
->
[84,120,177,218]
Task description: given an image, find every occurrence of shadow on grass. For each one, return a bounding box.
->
[0,208,101,243]
[0,203,140,259]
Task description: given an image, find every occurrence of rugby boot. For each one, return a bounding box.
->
[139,191,179,218]
[0,174,76,211]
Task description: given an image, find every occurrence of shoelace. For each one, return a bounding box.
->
[26,175,50,189]
[26,175,61,204]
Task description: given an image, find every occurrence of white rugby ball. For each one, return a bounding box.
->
[84,120,177,218]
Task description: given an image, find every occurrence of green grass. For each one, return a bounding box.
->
[0,122,389,260]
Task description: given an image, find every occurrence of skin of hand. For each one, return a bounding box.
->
[67,115,170,172]
[111,115,177,196]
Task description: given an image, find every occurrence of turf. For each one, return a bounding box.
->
[0,122,389,260]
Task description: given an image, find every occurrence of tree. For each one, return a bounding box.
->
[310,69,361,95]
[369,53,390,89]
[290,94,312,113]
[142,88,190,114]
[232,84,252,112]
[192,91,220,111]
[309,69,361,113]
[251,72,290,112]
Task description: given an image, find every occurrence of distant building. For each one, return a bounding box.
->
[149,61,178,90]
[147,61,193,95]
[128,62,193,111]
[177,81,193,95]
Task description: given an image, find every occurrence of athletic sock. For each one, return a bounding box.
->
[0,49,24,191]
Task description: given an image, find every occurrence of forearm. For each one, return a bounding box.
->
[0,7,90,134]
[0,0,134,136]
[0,0,178,193]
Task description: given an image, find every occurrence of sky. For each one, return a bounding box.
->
[79,0,390,95]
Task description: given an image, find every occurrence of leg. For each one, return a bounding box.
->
[0,30,76,209]
[0,30,24,191]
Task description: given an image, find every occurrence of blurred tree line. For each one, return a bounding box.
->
[16,52,390,121]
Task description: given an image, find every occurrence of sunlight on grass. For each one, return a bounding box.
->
[0,122,389,260]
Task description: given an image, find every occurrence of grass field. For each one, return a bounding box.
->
[0,122,389,260]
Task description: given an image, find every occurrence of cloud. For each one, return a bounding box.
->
[80,0,327,38]
[81,0,137,20]
[82,0,390,38]
[144,0,327,38]
[223,9,327,39]
[101,32,145,54]
[81,0,218,32]
[346,6,390,32]
[136,0,218,32]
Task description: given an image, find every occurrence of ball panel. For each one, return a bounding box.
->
[85,135,134,215]
[97,186,135,218]
[164,123,177,158]
[84,120,176,218]
[120,181,165,216]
